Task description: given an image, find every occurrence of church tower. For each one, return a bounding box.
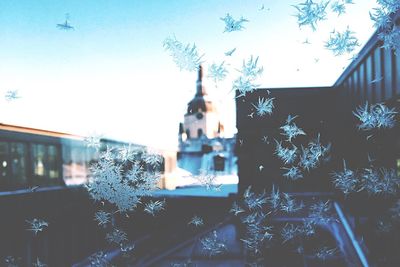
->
[179,66,224,142]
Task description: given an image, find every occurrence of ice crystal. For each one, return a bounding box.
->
[281,223,301,243]
[163,35,204,72]
[26,218,48,235]
[252,97,275,116]
[192,171,221,191]
[144,199,166,216]
[299,134,331,171]
[201,230,227,257]
[224,47,236,56]
[4,90,20,101]
[282,166,303,180]
[293,0,329,31]
[308,200,335,224]
[4,256,20,267]
[188,215,204,227]
[314,247,338,260]
[300,220,316,236]
[220,13,249,33]
[280,193,304,213]
[269,186,281,210]
[56,14,74,31]
[208,61,228,83]
[33,258,47,267]
[106,228,127,245]
[230,201,245,216]
[242,222,273,254]
[331,1,346,16]
[144,152,163,167]
[379,25,400,53]
[370,7,392,29]
[280,115,306,142]
[86,148,160,212]
[331,160,358,195]
[89,252,109,267]
[233,56,264,97]
[94,210,111,227]
[353,102,397,130]
[275,141,298,164]
[360,168,399,195]
[118,144,136,162]
[84,134,102,150]
[243,186,268,211]
[325,27,360,56]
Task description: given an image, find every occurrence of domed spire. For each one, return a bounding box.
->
[196,65,207,97]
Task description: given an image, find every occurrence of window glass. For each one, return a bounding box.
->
[0,142,9,181]
[10,142,28,184]
[32,144,46,177]
[47,145,59,179]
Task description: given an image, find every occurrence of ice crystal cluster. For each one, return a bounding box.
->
[144,199,166,216]
[370,0,400,52]
[252,97,275,117]
[220,13,249,33]
[4,90,20,101]
[314,247,338,260]
[325,27,360,56]
[299,135,331,171]
[275,141,298,165]
[207,61,228,83]
[308,200,336,224]
[200,230,227,257]
[233,56,264,97]
[106,228,128,245]
[280,115,306,142]
[163,35,204,72]
[293,0,329,31]
[188,215,204,227]
[26,218,48,235]
[192,170,222,191]
[94,210,111,227]
[88,252,109,267]
[86,146,161,212]
[353,102,397,130]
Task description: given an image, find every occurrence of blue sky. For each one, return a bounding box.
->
[0,0,377,149]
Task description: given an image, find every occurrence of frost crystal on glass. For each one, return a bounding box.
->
[163,35,204,72]
[230,201,245,216]
[233,56,264,97]
[360,168,400,195]
[84,134,102,150]
[86,147,161,212]
[282,166,303,180]
[280,193,304,213]
[281,223,301,243]
[314,247,338,260]
[192,170,221,191]
[201,230,227,257]
[56,13,74,31]
[325,27,360,56]
[370,7,392,29]
[26,218,48,235]
[188,215,204,227]
[220,13,249,33]
[224,47,236,56]
[33,258,47,267]
[243,187,267,211]
[299,134,331,171]
[88,252,109,267]
[293,0,329,31]
[252,97,275,117]
[143,152,163,167]
[308,200,336,224]
[280,115,306,142]
[275,141,298,164]
[379,25,400,53]
[331,160,358,195]
[144,199,166,216]
[208,61,228,83]
[331,1,346,16]
[4,90,21,101]
[106,228,127,245]
[94,210,111,227]
[353,102,397,130]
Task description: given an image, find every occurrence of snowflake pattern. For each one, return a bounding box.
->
[94,210,111,227]
[188,215,204,227]
[280,115,306,142]
[26,218,48,235]
[293,0,329,31]
[234,56,264,97]
[106,228,127,245]
[163,35,204,72]
[201,230,227,257]
[208,61,228,83]
[353,102,397,130]
[325,27,360,56]
[252,97,275,117]
[220,13,249,33]
[144,199,166,216]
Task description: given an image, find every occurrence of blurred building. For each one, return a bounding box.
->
[177,66,237,177]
